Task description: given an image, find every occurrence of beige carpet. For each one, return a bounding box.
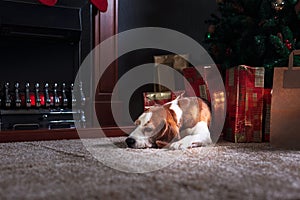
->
[0,137,299,200]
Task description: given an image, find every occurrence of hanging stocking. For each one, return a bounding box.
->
[90,0,108,12]
[39,0,108,12]
[38,0,58,6]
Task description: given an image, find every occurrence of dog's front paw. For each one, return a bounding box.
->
[169,141,191,150]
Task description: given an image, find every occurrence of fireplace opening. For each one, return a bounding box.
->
[0,32,79,86]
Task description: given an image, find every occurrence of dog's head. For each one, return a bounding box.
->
[125,105,180,149]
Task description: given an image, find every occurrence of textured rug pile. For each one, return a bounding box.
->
[0,137,299,199]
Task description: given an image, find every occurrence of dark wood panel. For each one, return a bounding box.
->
[94,100,123,127]
[0,127,133,143]
[94,0,119,128]
[94,0,118,94]
[96,61,118,94]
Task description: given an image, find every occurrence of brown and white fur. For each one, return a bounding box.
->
[125,96,212,150]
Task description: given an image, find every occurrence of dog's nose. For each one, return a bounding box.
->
[125,137,136,148]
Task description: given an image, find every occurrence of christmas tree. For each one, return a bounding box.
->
[204,0,300,87]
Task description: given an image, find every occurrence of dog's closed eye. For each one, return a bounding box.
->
[144,127,153,132]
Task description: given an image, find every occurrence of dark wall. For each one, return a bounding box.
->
[118,0,218,43]
[118,0,218,120]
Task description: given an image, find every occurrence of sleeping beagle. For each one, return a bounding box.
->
[125,96,212,149]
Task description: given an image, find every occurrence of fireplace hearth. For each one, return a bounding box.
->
[0,0,93,130]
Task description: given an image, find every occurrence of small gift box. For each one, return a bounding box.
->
[182,67,210,101]
[154,54,189,92]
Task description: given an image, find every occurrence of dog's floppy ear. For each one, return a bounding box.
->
[156,140,169,149]
[155,111,180,148]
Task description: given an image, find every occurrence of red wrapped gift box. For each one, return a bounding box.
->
[224,65,265,143]
[182,67,210,101]
[263,88,272,142]
[143,90,184,110]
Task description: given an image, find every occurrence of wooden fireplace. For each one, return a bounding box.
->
[0,0,130,142]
